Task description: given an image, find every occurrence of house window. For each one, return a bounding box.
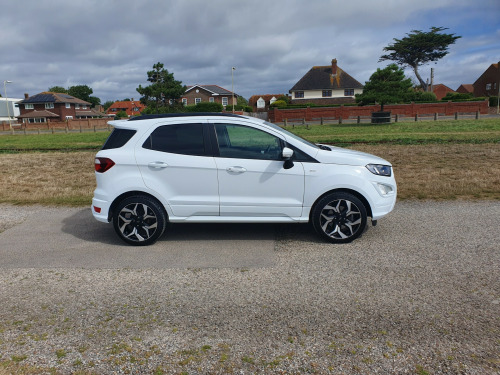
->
[295,91,304,98]
[344,89,354,96]
[322,90,332,97]
[222,97,228,106]
[209,97,214,103]
[66,116,73,120]
[65,103,71,109]
[182,98,187,106]
[25,104,34,110]
[195,98,202,104]
[45,103,54,109]
[486,83,492,90]
[75,104,80,109]
[82,105,87,109]
[28,118,46,123]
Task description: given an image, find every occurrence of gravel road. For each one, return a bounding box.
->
[0,201,499,374]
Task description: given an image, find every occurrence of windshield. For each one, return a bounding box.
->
[264,121,319,149]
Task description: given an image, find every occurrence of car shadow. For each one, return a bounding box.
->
[61,208,317,245]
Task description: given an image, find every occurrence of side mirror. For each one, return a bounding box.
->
[282,147,294,169]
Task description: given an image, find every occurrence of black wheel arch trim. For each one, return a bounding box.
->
[310,188,372,221]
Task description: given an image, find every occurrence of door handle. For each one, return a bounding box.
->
[148,161,169,169]
[226,166,246,173]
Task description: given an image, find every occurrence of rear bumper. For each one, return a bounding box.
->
[91,197,111,223]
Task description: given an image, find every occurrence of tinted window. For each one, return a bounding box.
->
[143,123,205,156]
[215,124,281,160]
[102,128,136,150]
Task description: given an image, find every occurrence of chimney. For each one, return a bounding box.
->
[24,93,29,99]
[331,59,337,75]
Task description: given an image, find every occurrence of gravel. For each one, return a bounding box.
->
[0,201,499,374]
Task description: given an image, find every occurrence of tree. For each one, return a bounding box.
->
[380,27,461,92]
[48,86,68,93]
[355,64,413,111]
[136,62,186,113]
[68,85,93,102]
[103,100,115,111]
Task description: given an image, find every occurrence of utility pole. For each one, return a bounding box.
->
[231,67,235,113]
[430,68,434,93]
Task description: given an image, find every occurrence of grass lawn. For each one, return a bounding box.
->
[0,118,498,205]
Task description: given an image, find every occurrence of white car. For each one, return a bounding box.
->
[92,113,396,245]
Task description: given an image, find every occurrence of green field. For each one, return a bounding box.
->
[0,118,498,152]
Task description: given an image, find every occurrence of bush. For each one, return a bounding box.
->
[269,100,288,108]
[184,102,223,113]
[442,92,474,101]
[114,111,128,119]
[411,91,437,102]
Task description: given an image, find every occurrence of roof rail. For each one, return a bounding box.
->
[128,112,244,121]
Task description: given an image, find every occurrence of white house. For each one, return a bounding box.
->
[289,59,363,105]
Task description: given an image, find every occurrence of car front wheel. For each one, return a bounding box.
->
[312,192,367,243]
[112,196,167,246]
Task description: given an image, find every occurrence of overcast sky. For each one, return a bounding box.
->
[1,0,499,103]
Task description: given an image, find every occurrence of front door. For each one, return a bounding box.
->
[213,123,305,218]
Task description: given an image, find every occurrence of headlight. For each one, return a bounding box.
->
[366,164,392,177]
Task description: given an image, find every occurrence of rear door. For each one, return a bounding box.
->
[212,121,305,218]
[135,122,219,217]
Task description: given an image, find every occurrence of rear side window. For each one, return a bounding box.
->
[101,128,136,150]
[143,123,206,156]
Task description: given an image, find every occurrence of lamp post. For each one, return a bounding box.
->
[231,67,235,113]
[3,80,12,130]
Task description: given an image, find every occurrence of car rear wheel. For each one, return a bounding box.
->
[312,192,367,243]
[113,196,167,246]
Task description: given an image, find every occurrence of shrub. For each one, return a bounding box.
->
[114,111,128,119]
[442,92,474,101]
[270,100,287,108]
[184,102,223,113]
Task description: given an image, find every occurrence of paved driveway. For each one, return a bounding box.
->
[0,207,276,268]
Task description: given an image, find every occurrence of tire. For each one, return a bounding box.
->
[311,192,367,243]
[112,195,167,246]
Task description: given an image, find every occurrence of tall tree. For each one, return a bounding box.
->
[48,86,68,93]
[68,85,93,102]
[355,64,413,111]
[379,27,461,92]
[136,62,186,113]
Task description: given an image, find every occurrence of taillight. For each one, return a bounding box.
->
[95,157,115,173]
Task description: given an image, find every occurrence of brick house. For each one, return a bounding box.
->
[289,59,364,105]
[432,84,455,100]
[456,84,474,95]
[17,92,99,123]
[182,85,237,107]
[472,60,500,97]
[106,99,146,117]
[248,94,286,112]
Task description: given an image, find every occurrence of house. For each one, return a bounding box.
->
[182,85,237,107]
[432,84,455,100]
[106,99,145,117]
[17,92,100,123]
[248,94,286,112]
[456,84,474,95]
[472,60,500,97]
[289,59,363,105]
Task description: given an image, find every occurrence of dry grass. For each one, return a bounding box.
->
[352,143,500,200]
[0,144,499,206]
[0,151,95,206]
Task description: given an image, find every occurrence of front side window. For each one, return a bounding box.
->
[215,124,281,160]
[143,123,205,156]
